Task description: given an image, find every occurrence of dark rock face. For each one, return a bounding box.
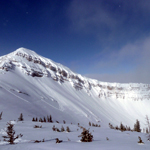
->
[50,66,56,72]
[31,71,43,77]
[73,83,83,90]
[61,70,67,77]
[14,52,86,90]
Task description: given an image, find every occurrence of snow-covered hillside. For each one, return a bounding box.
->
[0,47,150,128]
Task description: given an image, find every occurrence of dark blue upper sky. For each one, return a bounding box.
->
[1,0,150,83]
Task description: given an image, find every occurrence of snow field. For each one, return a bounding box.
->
[0,120,150,150]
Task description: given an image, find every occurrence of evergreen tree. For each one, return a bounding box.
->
[50,115,53,123]
[61,126,65,132]
[0,111,3,120]
[35,117,38,122]
[18,113,24,121]
[66,126,71,132]
[32,117,35,122]
[120,122,126,131]
[134,119,141,132]
[89,122,91,126]
[52,125,56,131]
[39,118,43,122]
[3,122,23,144]
[43,117,46,123]
[146,115,150,133]
[78,128,93,142]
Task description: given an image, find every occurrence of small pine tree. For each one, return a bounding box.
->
[146,115,150,133]
[61,126,65,132]
[32,117,35,122]
[43,117,46,123]
[134,119,141,132]
[145,115,150,140]
[18,113,24,121]
[138,136,144,144]
[78,128,93,142]
[50,115,53,123]
[115,125,119,130]
[56,128,60,132]
[0,111,3,120]
[120,122,126,131]
[146,127,149,133]
[92,123,95,127]
[66,126,71,132]
[126,126,131,131]
[89,121,91,126]
[39,118,43,122]
[3,122,23,144]
[35,117,38,122]
[52,125,56,131]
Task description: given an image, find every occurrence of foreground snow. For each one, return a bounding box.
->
[0,120,150,150]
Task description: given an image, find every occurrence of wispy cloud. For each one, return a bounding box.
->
[66,0,150,83]
[68,0,118,35]
[67,0,150,47]
[86,37,150,84]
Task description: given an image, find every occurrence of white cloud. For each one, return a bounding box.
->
[86,37,150,84]
[67,0,118,34]
[67,0,150,47]
[67,0,150,84]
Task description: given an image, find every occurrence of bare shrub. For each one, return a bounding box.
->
[138,136,144,144]
[34,139,45,143]
[34,125,42,128]
[56,138,63,143]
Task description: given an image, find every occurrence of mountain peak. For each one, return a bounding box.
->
[14,47,38,57]
[0,47,76,79]
[0,47,150,128]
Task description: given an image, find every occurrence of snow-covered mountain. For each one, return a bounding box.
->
[0,47,150,128]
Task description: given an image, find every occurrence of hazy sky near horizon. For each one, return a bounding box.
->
[1,0,150,84]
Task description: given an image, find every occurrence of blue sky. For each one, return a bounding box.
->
[1,0,150,83]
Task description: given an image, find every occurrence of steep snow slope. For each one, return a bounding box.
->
[0,47,150,128]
